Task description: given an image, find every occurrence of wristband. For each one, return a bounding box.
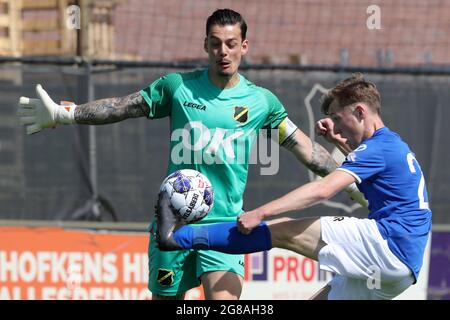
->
[57,101,77,124]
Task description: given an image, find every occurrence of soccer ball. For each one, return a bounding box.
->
[160,169,214,223]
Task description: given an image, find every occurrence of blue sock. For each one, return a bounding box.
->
[173,222,272,254]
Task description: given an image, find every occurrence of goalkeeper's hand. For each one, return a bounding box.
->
[345,182,369,209]
[18,84,76,135]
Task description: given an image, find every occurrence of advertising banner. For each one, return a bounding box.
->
[427,232,450,299]
[0,227,431,300]
[0,227,151,300]
[240,242,430,300]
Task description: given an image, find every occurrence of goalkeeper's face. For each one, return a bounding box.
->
[204,24,248,79]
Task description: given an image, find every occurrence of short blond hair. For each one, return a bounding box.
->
[321,73,381,115]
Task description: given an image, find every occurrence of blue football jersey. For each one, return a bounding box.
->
[337,127,432,281]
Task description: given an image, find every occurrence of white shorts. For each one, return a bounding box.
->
[318,216,414,300]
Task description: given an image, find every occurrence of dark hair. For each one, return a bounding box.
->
[206,9,247,40]
[321,73,381,115]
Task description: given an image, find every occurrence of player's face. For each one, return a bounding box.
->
[204,24,248,80]
[329,100,365,150]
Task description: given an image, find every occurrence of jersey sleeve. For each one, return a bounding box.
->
[261,89,288,129]
[337,141,385,183]
[139,73,183,119]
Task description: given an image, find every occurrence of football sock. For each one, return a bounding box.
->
[173,221,272,254]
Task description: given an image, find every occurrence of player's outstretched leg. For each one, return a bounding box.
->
[155,194,273,253]
[155,192,186,251]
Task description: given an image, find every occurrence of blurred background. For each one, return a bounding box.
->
[0,0,449,300]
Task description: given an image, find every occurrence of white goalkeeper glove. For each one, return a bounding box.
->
[18,84,76,135]
[345,182,369,209]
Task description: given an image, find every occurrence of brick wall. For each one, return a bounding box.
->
[114,0,450,66]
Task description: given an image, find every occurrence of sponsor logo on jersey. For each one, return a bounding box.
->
[346,143,367,162]
[347,152,356,162]
[170,121,280,175]
[345,144,367,162]
[354,144,367,152]
[157,269,174,286]
[183,101,206,111]
[234,106,248,123]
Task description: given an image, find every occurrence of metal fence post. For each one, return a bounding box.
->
[86,62,101,219]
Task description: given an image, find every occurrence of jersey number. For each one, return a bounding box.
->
[406,153,429,210]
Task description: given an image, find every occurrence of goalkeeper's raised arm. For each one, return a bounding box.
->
[18,84,150,134]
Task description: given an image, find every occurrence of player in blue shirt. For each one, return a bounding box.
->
[156,73,432,299]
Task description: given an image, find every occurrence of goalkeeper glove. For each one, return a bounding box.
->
[18,84,76,135]
[345,182,369,209]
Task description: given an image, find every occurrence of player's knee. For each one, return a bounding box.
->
[268,221,299,248]
[269,217,322,258]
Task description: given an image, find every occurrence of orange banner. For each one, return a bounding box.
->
[0,227,430,300]
[0,227,203,300]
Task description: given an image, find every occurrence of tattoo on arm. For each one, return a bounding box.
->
[283,134,338,177]
[309,142,338,177]
[74,92,150,124]
[281,133,298,149]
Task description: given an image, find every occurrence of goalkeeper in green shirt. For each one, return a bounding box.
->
[18,8,366,300]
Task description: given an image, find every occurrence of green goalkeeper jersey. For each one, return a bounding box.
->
[140,69,287,224]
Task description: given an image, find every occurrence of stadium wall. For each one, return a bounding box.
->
[113,0,450,66]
